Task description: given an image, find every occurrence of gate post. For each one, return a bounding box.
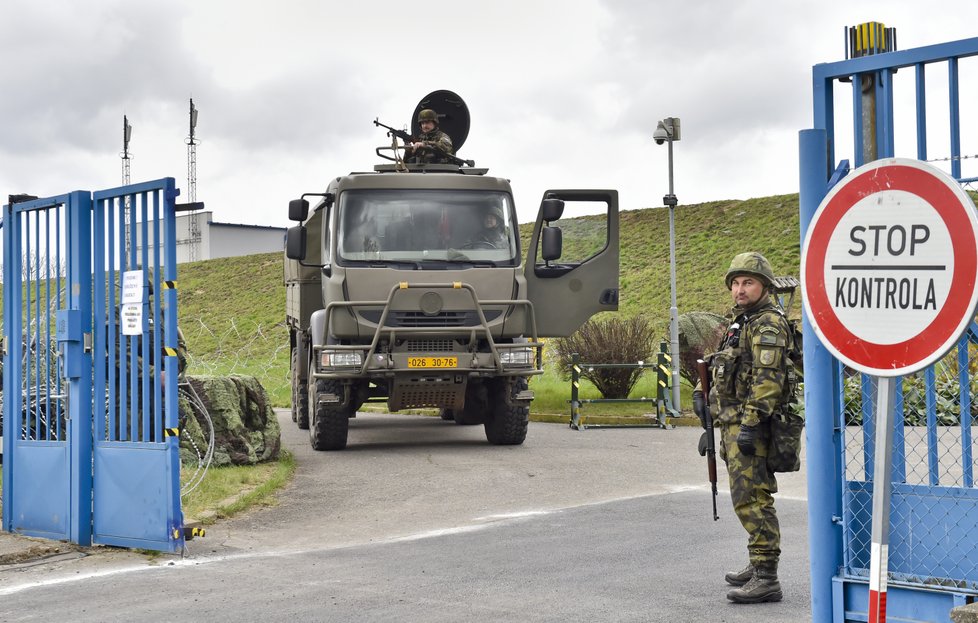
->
[66,190,94,545]
[799,128,843,621]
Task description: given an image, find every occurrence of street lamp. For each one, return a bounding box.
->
[653,117,682,414]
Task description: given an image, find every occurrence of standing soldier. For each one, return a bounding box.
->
[405,109,453,163]
[694,252,793,604]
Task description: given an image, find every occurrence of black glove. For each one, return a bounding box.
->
[693,389,707,428]
[737,424,758,456]
[697,431,709,457]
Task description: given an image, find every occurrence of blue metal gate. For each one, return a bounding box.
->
[801,37,978,622]
[2,179,184,553]
[2,192,91,543]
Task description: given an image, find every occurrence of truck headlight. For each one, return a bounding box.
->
[499,348,533,367]
[321,350,364,368]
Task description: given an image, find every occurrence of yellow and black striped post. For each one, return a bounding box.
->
[570,352,582,429]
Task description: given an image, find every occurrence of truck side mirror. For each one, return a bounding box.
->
[285,225,307,259]
[540,198,564,223]
[289,199,310,222]
[541,226,562,262]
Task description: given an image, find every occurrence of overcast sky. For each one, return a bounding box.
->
[3,1,978,227]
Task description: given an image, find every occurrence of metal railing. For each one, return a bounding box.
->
[568,343,680,430]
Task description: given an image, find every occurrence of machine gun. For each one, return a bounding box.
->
[374,118,415,144]
[697,358,719,521]
[373,118,475,168]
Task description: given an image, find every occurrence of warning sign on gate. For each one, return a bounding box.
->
[801,158,978,376]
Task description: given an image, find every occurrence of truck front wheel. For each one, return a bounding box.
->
[484,377,529,445]
[310,379,351,451]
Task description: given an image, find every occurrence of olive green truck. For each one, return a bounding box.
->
[283,94,620,450]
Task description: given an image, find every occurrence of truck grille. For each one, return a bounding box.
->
[359,310,501,328]
[406,339,455,352]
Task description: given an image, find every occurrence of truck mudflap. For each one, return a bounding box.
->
[310,281,544,381]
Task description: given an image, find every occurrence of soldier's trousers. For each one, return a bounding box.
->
[720,421,781,568]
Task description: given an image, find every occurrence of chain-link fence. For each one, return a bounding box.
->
[842,334,978,591]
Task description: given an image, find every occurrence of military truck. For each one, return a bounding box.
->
[284,91,619,450]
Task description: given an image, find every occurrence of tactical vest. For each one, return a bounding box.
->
[712,304,803,472]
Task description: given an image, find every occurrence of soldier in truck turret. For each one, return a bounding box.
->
[405,109,454,164]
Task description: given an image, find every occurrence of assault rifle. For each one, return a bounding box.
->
[697,358,719,521]
[373,118,475,168]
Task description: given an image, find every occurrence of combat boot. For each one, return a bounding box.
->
[724,563,755,587]
[726,565,782,604]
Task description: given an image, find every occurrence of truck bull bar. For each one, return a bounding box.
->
[311,281,544,379]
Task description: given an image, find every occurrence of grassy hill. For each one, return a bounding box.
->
[176,193,803,407]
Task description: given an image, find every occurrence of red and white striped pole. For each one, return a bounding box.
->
[868,376,896,623]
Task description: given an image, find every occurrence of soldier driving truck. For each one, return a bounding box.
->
[283,90,621,450]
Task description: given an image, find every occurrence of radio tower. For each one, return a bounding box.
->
[186,98,201,261]
[122,115,133,256]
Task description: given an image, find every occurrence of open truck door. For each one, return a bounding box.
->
[524,189,619,337]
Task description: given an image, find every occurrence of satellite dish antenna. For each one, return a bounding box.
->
[411,90,470,152]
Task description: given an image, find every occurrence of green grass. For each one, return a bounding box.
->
[180,451,296,524]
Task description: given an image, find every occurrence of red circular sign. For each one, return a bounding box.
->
[801,158,978,376]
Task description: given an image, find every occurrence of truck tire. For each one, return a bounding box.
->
[297,354,313,430]
[290,347,307,425]
[310,379,350,451]
[484,377,529,445]
[439,408,456,421]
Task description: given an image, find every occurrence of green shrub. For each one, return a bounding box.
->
[550,315,657,399]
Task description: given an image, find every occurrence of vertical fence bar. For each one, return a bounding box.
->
[863,374,876,477]
[892,378,906,483]
[877,69,895,158]
[925,366,939,485]
[151,188,163,441]
[915,64,927,160]
[140,191,151,441]
[948,57,961,180]
[959,336,973,488]
[93,196,106,444]
[1,200,15,528]
[852,73,865,166]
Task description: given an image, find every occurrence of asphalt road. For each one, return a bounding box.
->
[0,411,811,621]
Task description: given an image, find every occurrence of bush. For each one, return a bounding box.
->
[550,315,657,399]
[677,311,726,386]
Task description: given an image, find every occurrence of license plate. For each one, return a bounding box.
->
[407,356,458,369]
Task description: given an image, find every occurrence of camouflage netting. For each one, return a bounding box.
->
[178,375,281,467]
[677,311,726,386]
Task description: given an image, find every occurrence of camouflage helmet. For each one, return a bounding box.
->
[417,109,438,124]
[724,252,775,289]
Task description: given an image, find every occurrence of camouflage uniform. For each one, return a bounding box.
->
[710,297,791,570]
[697,251,790,604]
[406,108,454,164]
[406,128,453,163]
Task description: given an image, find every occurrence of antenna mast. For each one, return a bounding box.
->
[122,114,133,256]
[186,98,201,261]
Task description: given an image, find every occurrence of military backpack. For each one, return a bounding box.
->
[754,308,804,472]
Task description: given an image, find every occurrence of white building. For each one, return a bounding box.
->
[163,211,286,264]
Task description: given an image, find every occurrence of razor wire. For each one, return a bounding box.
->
[181,315,291,404]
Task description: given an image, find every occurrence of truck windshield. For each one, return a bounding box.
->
[336,189,518,266]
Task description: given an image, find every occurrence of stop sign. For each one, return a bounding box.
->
[801,158,978,376]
